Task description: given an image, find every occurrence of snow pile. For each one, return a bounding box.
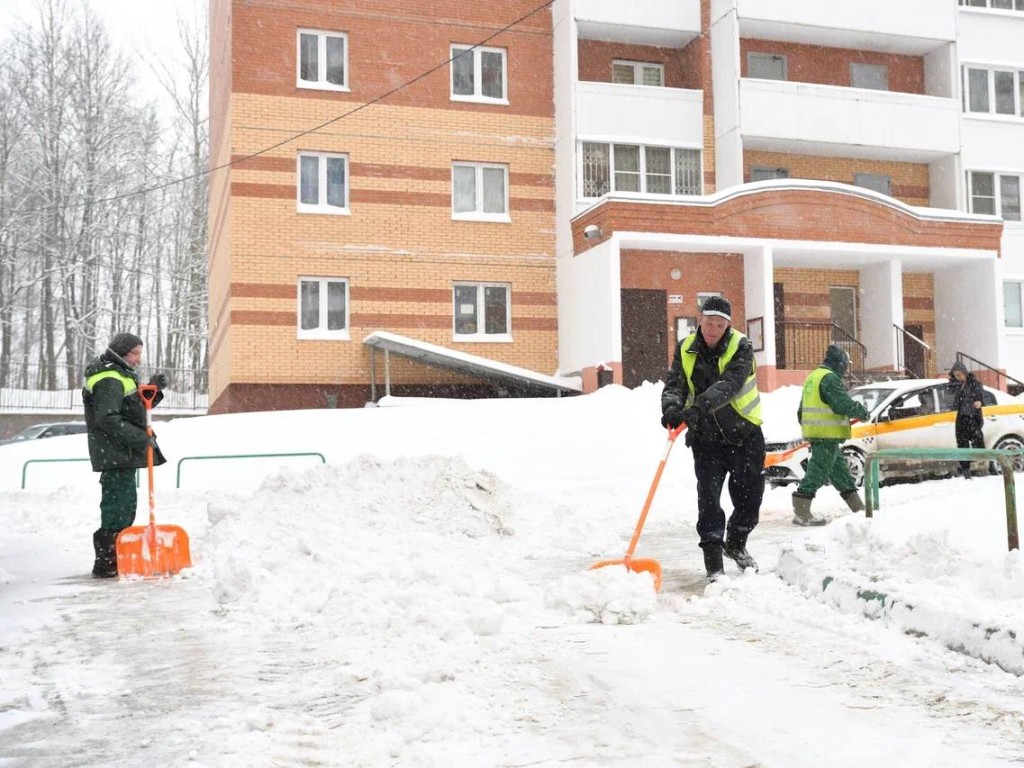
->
[545,566,658,624]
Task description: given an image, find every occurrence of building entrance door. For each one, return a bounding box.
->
[621,289,668,388]
[905,323,926,378]
[774,282,786,369]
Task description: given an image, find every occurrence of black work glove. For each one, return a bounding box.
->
[149,372,169,390]
[681,406,702,430]
[661,407,684,430]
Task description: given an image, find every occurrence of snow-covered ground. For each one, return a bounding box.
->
[1,383,1023,767]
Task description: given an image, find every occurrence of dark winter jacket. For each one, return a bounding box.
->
[83,350,165,472]
[661,326,759,445]
[797,345,871,441]
[948,362,984,429]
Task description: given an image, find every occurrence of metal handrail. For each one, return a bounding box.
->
[894,323,930,379]
[776,320,867,380]
[955,351,1024,396]
[175,452,327,487]
[864,447,1020,551]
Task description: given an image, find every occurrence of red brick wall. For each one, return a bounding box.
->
[621,250,745,365]
[740,39,925,94]
[230,0,553,116]
[576,40,701,90]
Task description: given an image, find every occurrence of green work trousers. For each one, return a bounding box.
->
[797,439,856,496]
[99,468,138,532]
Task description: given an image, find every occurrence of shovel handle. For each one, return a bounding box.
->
[139,383,158,522]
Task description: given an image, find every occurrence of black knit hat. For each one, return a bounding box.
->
[108,332,143,357]
[700,295,731,321]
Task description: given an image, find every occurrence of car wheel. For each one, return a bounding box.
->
[993,436,1024,473]
[842,447,866,488]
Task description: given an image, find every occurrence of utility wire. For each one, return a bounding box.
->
[14,0,557,216]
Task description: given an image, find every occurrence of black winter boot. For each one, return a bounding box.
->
[92,529,118,578]
[724,534,758,572]
[840,490,865,513]
[703,545,725,583]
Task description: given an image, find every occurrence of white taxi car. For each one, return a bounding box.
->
[764,378,1024,488]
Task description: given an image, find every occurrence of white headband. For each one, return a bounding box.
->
[702,310,731,320]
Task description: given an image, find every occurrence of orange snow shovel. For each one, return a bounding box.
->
[589,423,686,591]
[116,384,191,578]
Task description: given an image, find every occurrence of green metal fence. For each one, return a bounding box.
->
[865,447,1020,551]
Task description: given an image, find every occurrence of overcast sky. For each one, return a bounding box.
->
[0,0,204,113]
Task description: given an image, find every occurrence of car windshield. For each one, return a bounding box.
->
[9,425,50,441]
[849,387,896,415]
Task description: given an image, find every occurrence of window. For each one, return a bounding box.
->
[298,278,349,339]
[612,60,664,87]
[851,63,889,90]
[1004,282,1023,328]
[451,45,507,103]
[581,142,701,197]
[963,66,1024,116]
[452,162,509,220]
[453,283,510,339]
[968,171,1023,220]
[854,173,892,196]
[751,167,789,182]
[297,152,349,214]
[959,0,1024,9]
[747,53,787,81]
[297,30,348,90]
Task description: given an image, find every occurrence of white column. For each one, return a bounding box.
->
[711,0,743,191]
[935,259,1001,370]
[859,261,902,371]
[743,245,774,367]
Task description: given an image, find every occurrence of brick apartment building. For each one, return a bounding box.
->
[208,0,1024,412]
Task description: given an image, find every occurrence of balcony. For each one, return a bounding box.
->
[739,79,959,161]
[961,119,1024,174]
[575,0,700,47]
[575,82,703,148]
[958,7,1024,63]
[734,0,955,54]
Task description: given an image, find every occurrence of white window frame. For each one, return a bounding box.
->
[452,282,512,341]
[611,60,665,87]
[962,65,1024,117]
[451,162,510,221]
[579,142,702,198]
[450,44,508,104]
[297,277,350,340]
[960,0,1024,10]
[1004,280,1024,329]
[297,151,350,215]
[967,170,1023,221]
[296,29,349,92]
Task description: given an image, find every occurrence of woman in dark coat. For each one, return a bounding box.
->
[948,361,985,479]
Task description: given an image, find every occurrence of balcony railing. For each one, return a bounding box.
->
[0,362,208,412]
[739,80,960,160]
[575,81,703,149]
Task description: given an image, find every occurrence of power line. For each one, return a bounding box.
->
[13,0,557,216]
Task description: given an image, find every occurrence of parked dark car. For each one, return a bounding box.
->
[0,422,88,445]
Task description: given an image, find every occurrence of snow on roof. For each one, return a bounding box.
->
[362,331,582,394]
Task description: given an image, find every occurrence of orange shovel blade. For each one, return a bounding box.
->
[589,557,663,591]
[116,524,192,578]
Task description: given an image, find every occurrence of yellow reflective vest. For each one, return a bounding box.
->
[800,367,851,439]
[679,331,762,426]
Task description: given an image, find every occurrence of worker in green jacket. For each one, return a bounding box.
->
[82,332,168,577]
[792,345,870,526]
